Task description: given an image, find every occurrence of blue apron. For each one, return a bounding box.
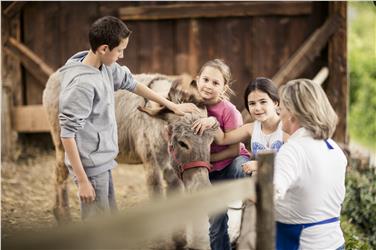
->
[276,139,337,250]
[276,217,339,250]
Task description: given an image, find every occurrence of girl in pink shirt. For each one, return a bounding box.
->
[192,59,250,250]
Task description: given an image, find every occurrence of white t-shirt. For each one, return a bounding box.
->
[251,120,284,155]
[274,128,347,250]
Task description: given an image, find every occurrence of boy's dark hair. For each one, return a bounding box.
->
[244,77,279,112]
[89,16,132,52]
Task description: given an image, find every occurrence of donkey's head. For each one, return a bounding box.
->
[166,113,214,191]
[138,74,213,191]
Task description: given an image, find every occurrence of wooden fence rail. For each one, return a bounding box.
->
[4,152,275,250]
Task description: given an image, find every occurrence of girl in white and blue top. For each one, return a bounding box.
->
[251,120,284,155]
[211,77,288,174]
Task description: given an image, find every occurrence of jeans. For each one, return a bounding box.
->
[75,170,118,220]
[208,155,250,250]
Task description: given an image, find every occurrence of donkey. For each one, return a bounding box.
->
[42,71,214,247]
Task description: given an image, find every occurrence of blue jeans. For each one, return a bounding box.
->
[208,155,250,250]
[75,170,118,220]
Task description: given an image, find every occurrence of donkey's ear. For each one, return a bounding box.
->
[162,125,173,142]
[137,105,167,117]
[137,105,180,124]
[190,79,198,89]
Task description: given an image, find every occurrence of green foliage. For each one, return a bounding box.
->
[348,2,376,149]
[341,217,372,250]
[342,168,376,248]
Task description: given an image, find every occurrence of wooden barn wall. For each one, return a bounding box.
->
[21,1,328,110]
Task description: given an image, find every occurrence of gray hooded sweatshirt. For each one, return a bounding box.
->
[59,51,137,177]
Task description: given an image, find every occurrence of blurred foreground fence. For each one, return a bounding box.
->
[5,152,275,250]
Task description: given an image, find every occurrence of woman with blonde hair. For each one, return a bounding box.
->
[275,79,346,250]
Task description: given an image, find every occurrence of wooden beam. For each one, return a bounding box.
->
[3,2,26,18]
[312,67,329,85]
[119,2,312,21]
[13,105,50,133]
[272,14,342,87]
[328,2,348,144]
[4,37,54,87]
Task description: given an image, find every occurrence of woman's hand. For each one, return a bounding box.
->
[242,160,258,175]
[192,117,218,135]
[169,102,200,116]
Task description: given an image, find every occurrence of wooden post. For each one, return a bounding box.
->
[237,196,257,250]
[256,151,275,250]
[327,2,348,144]
[1,10,22,161]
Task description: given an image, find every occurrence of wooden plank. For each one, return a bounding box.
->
[188,19,200,76]
[22,2,54,105]
[174,19,191,74]
[142,21,174,74]
[272,14,341,87]
[10,13,23,106]
[5,177,257,249]
[217,17,250,110]
[256,151,275,250]
[119,2,312,21]
[3,1,26,18]
[1,85,18,160]
[138,21,155,73]
[4,37,54,86]
[158,20,174,74]
[13,105,50,132]
[327,2,348,144]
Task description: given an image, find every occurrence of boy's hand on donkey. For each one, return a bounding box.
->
[78,180,96,203]
[171,103,200,116]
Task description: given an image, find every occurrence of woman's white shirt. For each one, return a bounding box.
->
[274,128,347,249]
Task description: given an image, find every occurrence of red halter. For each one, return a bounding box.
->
[168,144,212,177]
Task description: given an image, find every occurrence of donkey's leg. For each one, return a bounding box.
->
[163,167,184,195]
[53,142,71,223]
[143,161,164,198]
[163,167,187,250]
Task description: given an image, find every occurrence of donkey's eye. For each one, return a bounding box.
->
[178,140,189,149]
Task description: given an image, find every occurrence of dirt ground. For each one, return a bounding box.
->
[1,150,149,240]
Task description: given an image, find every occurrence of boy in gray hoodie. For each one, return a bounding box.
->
[59,16,197,220]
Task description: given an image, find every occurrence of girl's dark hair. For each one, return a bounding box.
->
[89,16,132,52]
[243,77,279,112]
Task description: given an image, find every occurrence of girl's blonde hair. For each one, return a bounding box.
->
[279,79,338,140]
[198,59,235,100]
